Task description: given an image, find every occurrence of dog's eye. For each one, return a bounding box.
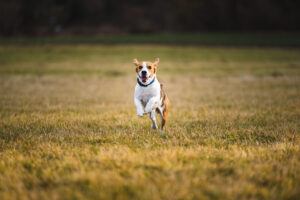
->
[147,66,152,69]
[138,66,143,69]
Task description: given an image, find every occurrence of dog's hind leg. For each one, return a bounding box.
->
[156,108,166,130]
[159,95,169,130]
[149,110,158,129]
[158,84,170,130]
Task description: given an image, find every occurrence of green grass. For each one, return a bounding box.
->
[0,41,300,199]
[1,32,300,46]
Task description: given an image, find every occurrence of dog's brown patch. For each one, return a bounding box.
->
[133,58,159,76]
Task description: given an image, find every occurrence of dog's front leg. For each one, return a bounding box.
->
[134,98,144,117]
[149,110,158,129]
[144,97,160,113]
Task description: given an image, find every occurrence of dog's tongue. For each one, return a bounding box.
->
[141,76,147,83]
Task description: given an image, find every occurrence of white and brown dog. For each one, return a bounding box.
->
[133,58,169,130]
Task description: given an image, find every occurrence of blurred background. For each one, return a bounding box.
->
[1,0,300,36]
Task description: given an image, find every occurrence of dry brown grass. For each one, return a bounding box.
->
[0,44,299,200]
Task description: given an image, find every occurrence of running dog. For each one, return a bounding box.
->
[133,58,169,130]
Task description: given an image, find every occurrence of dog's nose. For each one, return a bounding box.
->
[141,70,147,75]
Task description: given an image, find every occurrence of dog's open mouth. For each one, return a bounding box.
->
[141,76,148,83]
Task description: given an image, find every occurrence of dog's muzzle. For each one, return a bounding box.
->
[140,71,148,82]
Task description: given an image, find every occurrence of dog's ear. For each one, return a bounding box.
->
[133,58,139,66]
[154,58,160,66]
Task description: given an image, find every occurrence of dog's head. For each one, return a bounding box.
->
[133,58,159,83]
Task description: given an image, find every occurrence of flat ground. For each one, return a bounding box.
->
[0,38,300,199]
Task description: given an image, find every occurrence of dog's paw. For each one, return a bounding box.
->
[136,110,144,117]
[151,124,158,129]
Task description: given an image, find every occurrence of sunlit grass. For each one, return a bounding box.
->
[0,44,299,200]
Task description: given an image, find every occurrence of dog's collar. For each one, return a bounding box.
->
[137,77,155,87]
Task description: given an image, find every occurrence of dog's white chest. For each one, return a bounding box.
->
[139,88,156,103]
[135,82,160,104]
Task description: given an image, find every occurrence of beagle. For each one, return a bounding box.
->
[133,58,169,130]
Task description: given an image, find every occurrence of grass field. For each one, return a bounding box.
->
[0,36,300,199]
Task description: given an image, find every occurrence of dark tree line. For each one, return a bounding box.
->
[0,0,300,36]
